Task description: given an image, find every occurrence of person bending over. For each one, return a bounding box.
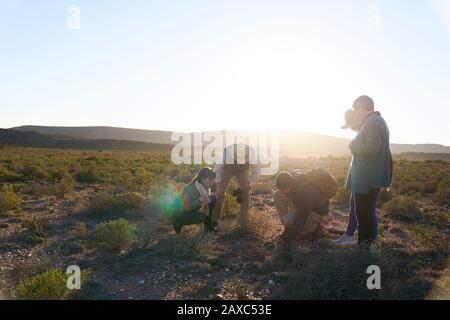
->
[274,169,337,246]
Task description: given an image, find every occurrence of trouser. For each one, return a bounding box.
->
[211,168,250,228]
[274,189,327,241]
[354,189,380,244]
[345,190,380,240]
[173,210,205,226]
[174,200,215,229]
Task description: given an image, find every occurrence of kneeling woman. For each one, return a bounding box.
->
[173,167,216,234]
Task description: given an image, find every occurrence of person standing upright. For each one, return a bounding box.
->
[345,95,392,251]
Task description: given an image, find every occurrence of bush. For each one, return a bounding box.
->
[94,219,134,253]
[75,164,99,183]
[116,192,146,212]
[25,234,44,245]
[87,192,117,215]
[20,164,48,180]
[434,182,450,205]
[14,268,90,300]
[383,196,422,219]
[0,185,22,212]
[0,165,22,182]
[72,222,87,238]
[223,192,240,214]
[49,177,75,198]
[86,191,146,216]
[21,215,50,237]
[116,171,135,192]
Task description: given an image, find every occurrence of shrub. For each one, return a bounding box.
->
[87,192,117,215]
[116,171,135,192]
[94,219,134,253]
[383,196,422,219]
[72,222,87,238]
[23,183,49,197]
[20,164,48,180]
[0,185,22,212]
[75,164,99,183]
[0,165,22,182]
[21,215,50,237]
[434,182,450,205]
[49,177,75,198]
[223,192,240,214]
[134,167,152,190]
[14,268,90,300]
[86,191,146,217]
[25,235,44,245]
[116,192,146,212]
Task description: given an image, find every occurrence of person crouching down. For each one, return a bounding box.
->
[273,169,338,247]
[172,167,216,234]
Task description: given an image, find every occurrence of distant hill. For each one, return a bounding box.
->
[10,125,450,157]
[12,126,175,145]
[0,129,171,152]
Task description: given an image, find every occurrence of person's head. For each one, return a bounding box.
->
[342,109,365,132]
[191,167,216,188]
[352,95,374,112]
[275,171,294,195]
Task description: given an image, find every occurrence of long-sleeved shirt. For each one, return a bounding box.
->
[345,112,391,194]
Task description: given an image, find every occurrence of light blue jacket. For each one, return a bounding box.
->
[345,112,391,194]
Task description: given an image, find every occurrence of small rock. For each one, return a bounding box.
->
[138,280,145,284]
[216,293,224,300]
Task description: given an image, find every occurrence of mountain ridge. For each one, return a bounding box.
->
[9,125,450,157]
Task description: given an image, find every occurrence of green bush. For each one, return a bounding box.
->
[116,171,135,192]
[25,234,44,245]
[383,196,422,217]
[14,268,90,300]
[0,185,22,212]
[223,192,240,214]
[86,191,146,216]
[49,177,75,198]
[21,215,50,237]
[94,219,134,253]
[0,165,22,182]
[434,182,450,205]
[75,164,100,183]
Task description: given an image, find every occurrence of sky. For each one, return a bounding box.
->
[1,0,450,145]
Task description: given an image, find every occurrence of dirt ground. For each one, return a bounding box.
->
[0,184,448,300]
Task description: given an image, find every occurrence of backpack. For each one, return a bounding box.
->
[292,168,338,200]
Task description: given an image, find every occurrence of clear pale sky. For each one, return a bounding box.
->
[1,0,450,145]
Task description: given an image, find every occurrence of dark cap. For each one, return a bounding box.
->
[352,95,374,112]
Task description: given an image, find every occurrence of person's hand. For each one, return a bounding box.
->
[199,196,209,207]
